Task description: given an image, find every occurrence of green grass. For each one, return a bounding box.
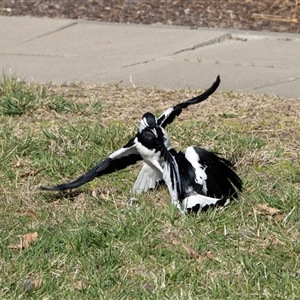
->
[0,74,300,299]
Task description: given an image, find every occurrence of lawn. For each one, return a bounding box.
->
[0,74,299,299]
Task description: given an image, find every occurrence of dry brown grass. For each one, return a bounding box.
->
[45,82,300,158]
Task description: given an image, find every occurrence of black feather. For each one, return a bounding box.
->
[157,75,220,128]
[189,147,242,199]
[169,147,242,202]
[39,153,142,191]
[40,138,142,191]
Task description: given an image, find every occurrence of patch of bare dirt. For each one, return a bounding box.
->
[2,0,300,33]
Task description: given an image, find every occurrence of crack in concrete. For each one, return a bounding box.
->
[252,75,300,90]
[80,33,233,78]
[16,22,78,46]
[169,33,232,55]
[0,52,67,57]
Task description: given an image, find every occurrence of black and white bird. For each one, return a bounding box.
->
[130,111,242,214]
[40,76,221,195]
[160,146,242,213]
[129,113,242,213]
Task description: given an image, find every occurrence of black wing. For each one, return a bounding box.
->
[40,138,142,191]
[157,75,220,128]
[192,147,242,199]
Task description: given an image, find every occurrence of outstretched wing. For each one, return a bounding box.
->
[157,75,220,128]
[40,138,142,191]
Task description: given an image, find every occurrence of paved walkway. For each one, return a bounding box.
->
[1,16,299,98]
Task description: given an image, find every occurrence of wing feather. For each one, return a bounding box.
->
[161,148,183,205]
[157,76,220,128]
[182,194,230,214]
[187,147,242,199]
[133,163,162,193]
[40,138,141,191]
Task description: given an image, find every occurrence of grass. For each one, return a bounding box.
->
[0,74,300,299]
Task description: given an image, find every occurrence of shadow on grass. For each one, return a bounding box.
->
[40,189,84,203]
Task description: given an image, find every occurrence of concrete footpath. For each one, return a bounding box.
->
[0,16,299,98]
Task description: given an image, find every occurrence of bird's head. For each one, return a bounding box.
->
[139,112,157,133]
[139,112,170,148]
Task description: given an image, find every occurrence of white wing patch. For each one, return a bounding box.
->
[185,146,208,194]
[159,107,174,123]
[108,143,138,159]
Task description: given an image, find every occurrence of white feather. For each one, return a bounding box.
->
[139,116,149,132]
[133,163,162,194]
[185,146,208,194]
[181,194,230,212]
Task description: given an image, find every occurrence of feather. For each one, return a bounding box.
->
[182,194,230,214]
[40,139,141,191]
[192,147,242,198]
[157,75,220,128]
[133,163,162,193]
[166,146,242,213]
[161,148,183,206]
